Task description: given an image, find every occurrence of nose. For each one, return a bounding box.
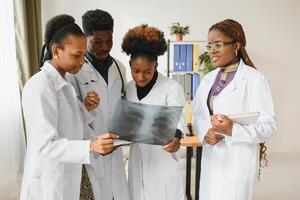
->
[101,42,111,51]
[137,73,146,82]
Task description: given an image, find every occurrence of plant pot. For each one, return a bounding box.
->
[175,34,183,41]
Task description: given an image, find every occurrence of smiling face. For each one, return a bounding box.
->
[52,34,87,75]
[130,56,158,87]
[207,29,240,68]
[87,30,113,61]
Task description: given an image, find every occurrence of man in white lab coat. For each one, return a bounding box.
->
[66,9,130,200]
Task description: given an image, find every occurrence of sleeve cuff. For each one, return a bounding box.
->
[174,129,183,139]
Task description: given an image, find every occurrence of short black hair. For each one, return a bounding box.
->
[82,9,114,35]
[40,14,84,67]
[121,24,167,61]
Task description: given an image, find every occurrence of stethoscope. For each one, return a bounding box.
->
[75,55,126,100]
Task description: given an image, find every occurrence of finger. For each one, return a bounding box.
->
[101,133,119,139]
[86,95,99,100]
[206,135,218,144]
[206,131,215,139]
[206,138,215,145]
[86,98,99,105]
[216,134,225,140]
[86,91,98,96]
[99,138,114,145]
[163,139,175,148]
[164,146,176,152]
[163,143,172,149]
[101,143,114,150]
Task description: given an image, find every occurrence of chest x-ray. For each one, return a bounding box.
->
[110,99,183,146]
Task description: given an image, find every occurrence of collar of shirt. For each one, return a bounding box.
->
[42,61,70,91]
[86,52,113,84]
[136,70,158,100]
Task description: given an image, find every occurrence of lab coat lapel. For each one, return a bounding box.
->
[108,61,118,90]
[201,70,218,117]
[76,63,107,88]
[42,62,69,91]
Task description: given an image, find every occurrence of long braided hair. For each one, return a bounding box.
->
[209,19,268,179]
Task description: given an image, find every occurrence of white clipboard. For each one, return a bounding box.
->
[228,112,260,125]
[214,112,260,135]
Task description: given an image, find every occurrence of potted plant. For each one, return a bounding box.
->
[169,22,190,41]
[199,52,215,74]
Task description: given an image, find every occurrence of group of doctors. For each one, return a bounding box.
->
[20,8,276,200]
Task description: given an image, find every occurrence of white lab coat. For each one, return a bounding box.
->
[66,58,130,200]
[20,62,94,200]
[192,60,277,200]
[126,73,186,200]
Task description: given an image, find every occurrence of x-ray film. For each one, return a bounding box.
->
[110,99,183,146]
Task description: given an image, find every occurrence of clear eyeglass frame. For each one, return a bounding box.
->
[206,41,235,52]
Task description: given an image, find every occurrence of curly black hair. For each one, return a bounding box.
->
[122,24,167,60]
[82,9,114,35]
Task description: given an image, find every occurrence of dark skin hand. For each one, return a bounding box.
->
[84,91,100,111]
[90,133,119,155]
[163,137,181,153]
[204,128,225,145]
[211,114,233,136]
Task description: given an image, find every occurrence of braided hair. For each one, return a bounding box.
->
[39,14,84,67]
[121,24,167,61]
[210,19,268,179]
[209,19,255,69]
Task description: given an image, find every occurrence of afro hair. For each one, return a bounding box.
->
[121,24,167,58]
[82,9,114,35]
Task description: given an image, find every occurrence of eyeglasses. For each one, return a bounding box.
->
[206,41,235,52]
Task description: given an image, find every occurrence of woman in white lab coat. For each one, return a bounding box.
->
[121,25,186,200]
[66,9,130,200]
[20,15,118,200]
[192,19,277,200]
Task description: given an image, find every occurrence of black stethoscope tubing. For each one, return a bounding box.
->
[84,56,126,98]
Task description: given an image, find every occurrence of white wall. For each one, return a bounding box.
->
[41,0,300,153]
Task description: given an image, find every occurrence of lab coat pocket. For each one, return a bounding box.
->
[41,163,64,197]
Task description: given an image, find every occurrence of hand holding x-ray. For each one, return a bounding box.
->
[110,99,183,146]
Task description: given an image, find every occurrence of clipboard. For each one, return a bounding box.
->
[228,112,260,125]
[214,112,260,135]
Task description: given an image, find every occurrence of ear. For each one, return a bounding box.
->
[154,62,158,70]
[51,45,59,59]
[129,60,132,68]
[234,42,241,53]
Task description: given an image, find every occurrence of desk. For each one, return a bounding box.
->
[180,136,202,200]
